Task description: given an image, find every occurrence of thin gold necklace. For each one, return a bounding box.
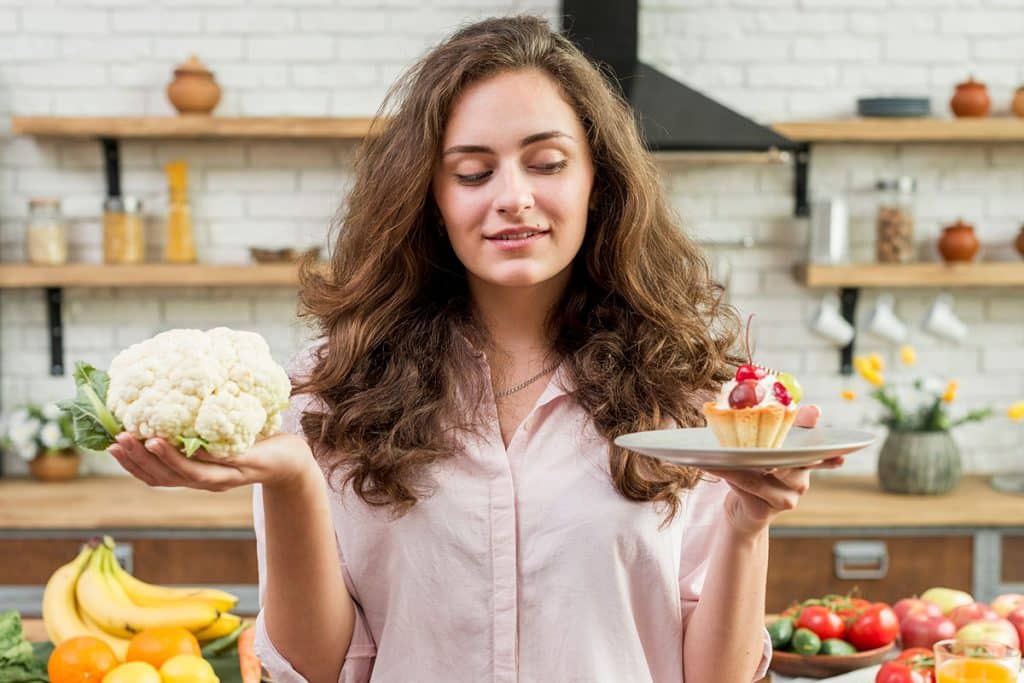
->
[494,360,561,399]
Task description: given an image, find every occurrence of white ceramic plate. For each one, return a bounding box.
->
[614,427,877,470]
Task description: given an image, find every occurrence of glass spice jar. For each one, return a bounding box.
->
[875,176,916,263]
[25,198,68,265]
[103,196,145,264]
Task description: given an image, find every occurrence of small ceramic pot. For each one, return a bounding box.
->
[1012,87,1024,118]
[1015,225,1024,259]
[28,450,81,482]
[167,55,221,115]
[937,219,980,262]
[950,77,991,118]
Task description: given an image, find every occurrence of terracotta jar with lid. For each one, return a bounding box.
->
[1013,87,1024,118]
[167,55,221,115]
[950,77,991,118]
[937,218,980,262]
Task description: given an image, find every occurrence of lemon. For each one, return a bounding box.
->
[159,654,219,683]
[102,661,162,683]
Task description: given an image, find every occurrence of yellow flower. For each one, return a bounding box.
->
[900,345,917,366]
[942,380,959,403]
[1009,401,1024,421]
[853,356,885,387]
[841,389,857,401]
[868,353,885,373]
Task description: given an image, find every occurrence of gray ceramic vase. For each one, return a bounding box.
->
[877,430,962,495]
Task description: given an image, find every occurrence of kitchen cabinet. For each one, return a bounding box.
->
[767,475,1024,611]
[0,477,258,616]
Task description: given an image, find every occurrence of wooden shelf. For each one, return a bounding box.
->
[9,116,378,140]
[796,262,1024,288]
[0,263,321,288]
[772,117,1024,143]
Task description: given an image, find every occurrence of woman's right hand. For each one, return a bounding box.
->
[107,431,315,492]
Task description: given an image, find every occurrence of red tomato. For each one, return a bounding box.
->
[848,603,900,651]
[875,662,928,683]
[796,605,846,640]
[895,648,935,683]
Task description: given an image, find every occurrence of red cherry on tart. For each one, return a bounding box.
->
[728,379,765,409]
[772,381,792,406]
[735,363,766,382]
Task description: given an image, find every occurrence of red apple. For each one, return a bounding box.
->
[950,601,1000,629]
[1007,607,1024,649]
[900,611,958,649]
[894,597,944,621]
[991,593,1024,618]
[955,618,1021,649]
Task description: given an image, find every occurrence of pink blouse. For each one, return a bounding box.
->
[252,345,771,682]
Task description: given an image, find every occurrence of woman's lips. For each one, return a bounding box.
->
[485,231,548,250]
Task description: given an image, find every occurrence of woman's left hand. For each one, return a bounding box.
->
[709,403,845,536]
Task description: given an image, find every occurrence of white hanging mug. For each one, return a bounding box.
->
[808,292,855,346]
[921,293,968,343]
[864,293,908,344]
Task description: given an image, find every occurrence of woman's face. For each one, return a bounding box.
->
[432,69,595,290]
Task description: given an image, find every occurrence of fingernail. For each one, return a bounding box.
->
[144,439,159,451]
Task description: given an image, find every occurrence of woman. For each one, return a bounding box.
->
[109,15,835,683]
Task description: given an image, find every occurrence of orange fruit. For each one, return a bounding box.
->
[48,636,119,683]
[124,627,201,669]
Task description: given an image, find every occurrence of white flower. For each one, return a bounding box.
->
[39,422,64,449]
[8,419,40,445]
[920,377,945,397]
[41,403,63,420]
[4,409,31,433]
[12,438,37,461]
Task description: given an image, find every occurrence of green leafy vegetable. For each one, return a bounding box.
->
[57,362,123,451]
[0,610,48,682]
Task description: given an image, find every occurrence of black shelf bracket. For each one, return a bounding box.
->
[793,143,811,217]
[102,136,121,197]
[838,287,859,375]
[46,287,64,376]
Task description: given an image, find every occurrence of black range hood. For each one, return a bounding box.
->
[561,0,798,154]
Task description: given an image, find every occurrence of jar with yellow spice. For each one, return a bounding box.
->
[103,196,145,264]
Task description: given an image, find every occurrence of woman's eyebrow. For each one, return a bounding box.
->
[442,130,573,156]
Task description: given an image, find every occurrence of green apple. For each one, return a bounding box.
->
[776,372,803,404]
[955,618,1020,649]
[921,586,975,615]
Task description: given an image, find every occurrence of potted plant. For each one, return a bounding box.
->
[1,403,80,481]
[845,347,1023,494]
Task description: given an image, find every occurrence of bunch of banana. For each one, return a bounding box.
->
[42,536,242,661]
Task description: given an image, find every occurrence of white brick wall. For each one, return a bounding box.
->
[1,0,1023,477]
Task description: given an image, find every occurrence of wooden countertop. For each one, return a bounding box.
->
[1,474,1021,530]
[0,476,253,529]
[774,474,1024,528]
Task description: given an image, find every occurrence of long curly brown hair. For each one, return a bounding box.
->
[295,15,742,526]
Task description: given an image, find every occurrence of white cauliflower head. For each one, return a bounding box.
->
[105,327,292,457]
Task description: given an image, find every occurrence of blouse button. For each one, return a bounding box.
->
[522,415,535,433]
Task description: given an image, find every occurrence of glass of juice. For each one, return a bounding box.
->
[934,639,1021,683]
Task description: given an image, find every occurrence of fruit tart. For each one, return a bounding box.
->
[703,317,804,448]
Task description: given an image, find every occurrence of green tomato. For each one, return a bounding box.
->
[777,372,804,404]
[791,627,822,655]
